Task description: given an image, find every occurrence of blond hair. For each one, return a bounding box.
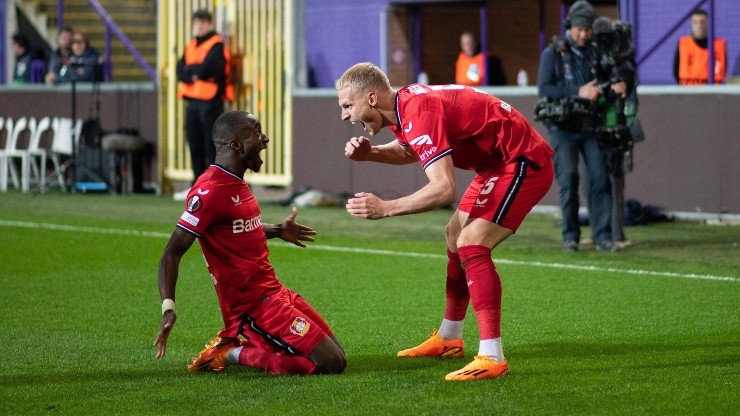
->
[335,62,392,93]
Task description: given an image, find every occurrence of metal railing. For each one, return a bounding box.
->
[86,0,156,83]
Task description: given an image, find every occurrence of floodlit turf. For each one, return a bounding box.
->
[0,190,738,415]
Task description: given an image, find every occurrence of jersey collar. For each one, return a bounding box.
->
[213,163,244,181]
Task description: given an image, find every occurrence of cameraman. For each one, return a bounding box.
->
[593,16,638,249]
[536,0,617,252]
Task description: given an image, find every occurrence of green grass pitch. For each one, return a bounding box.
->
[0,191,738,415]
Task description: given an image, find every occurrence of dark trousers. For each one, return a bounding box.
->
[185,99,224,183]
[548,127,612,244]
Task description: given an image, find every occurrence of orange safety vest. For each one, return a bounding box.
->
[678,36,727,85]
[177,34,235,101]
[455,52,486,86]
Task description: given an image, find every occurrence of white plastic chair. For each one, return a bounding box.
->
[0,117,32,192]
[25,116,52,193]
[48,117,83,191]
[0,117,14,191]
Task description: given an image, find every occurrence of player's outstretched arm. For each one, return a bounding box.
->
[154,227,196,358]
[264,207,317,247]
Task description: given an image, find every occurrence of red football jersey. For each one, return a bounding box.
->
[389,84,553,172]
[177,164,282,336]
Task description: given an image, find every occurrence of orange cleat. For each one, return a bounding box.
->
[444,355,508,381]
[187,336,240,372]
[397,330,464,358]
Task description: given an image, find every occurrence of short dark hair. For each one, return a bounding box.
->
[691,9,707,18]
[192,9,212,22]
[213,111,257,145]
[12,33,30,50]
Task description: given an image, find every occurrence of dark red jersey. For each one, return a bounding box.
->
[177,164,282,336]
[389,84,553,172]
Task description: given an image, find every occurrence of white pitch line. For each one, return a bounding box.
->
[1,219,737,283]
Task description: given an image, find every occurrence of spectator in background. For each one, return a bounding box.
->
[673,9,727,85]
[56,32,103,84]
[12,33,41,84]
[174,9,234,201]
[45,27,74,85]
[455,31,506,86]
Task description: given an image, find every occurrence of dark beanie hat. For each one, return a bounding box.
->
[568,0,596,28]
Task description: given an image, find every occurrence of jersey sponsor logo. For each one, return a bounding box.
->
[231,195,242,205]
[197,188,210,195]
[500,101,512,112]
[232,215,262,233]
[404,122,413,133]
[410,134,432,146]
[289,316,310,337]
[180,211,200,226]
[475,198,488,206]
[419,146,438,162]
[187,195,202,213]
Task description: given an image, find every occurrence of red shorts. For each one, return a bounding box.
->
[226,287,332,357]
[458,157,554,232]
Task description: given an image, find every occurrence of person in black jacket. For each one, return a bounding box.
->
[174,9,233,200]
[56,31,104,84]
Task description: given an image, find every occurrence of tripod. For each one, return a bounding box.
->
[32,78,113,194]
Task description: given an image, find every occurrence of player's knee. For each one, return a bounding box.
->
[444,221,459,245]
[313,350,346,375]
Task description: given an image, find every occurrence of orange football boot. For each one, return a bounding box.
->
[444,355,508,381]
[187,336,240,372]
[397,330,464,358]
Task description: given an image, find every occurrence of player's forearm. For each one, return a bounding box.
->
[384,181,456,217]
[157,255,180,301]
[368,143,418,165]
[263,224,282,239]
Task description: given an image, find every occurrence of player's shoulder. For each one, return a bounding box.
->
[398,84,443,110]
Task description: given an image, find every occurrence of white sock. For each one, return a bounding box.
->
[478,338,504,362]
[226,346,243,364]
[438,319,464,340]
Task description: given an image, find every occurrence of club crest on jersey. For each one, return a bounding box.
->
[187,195,202,213]
[290,317,310,336]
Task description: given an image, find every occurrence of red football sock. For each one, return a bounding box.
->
[444,249,470,321]
[457,245,502,339]
[238,347,317,375]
